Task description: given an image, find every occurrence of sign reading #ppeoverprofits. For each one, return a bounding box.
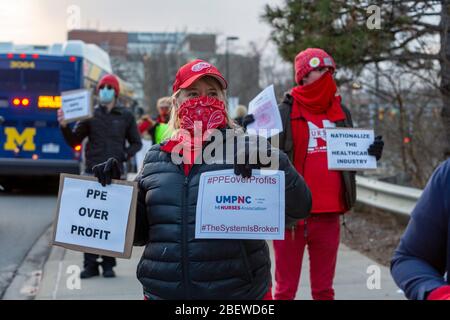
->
[195,169,285,240]
[326,128,377,171]
[52,174,138,259]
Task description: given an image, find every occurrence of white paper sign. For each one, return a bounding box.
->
[61,89,92,123]
[326,128,377,170]
[53,175,137,257]
[195,169,285,240]
[247,85,283,138]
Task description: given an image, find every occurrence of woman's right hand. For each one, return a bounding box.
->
[242,114,255,129]
[57,109,67,128]
[233,135,271,178]
[92,158,122,186]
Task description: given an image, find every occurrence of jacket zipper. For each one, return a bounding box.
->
[181,175,190,299]
[181,165,200,300]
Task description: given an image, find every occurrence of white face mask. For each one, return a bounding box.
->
[99,88,116,104]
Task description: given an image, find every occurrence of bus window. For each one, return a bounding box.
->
[23,70,60,93]
[0,69,60,93]
[0,70,21,91]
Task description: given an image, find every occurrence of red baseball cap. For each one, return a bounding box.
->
[172,59,228,93]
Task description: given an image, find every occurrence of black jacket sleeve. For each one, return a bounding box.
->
[277,148,312,227]
[60,120,90,147]
[125,113,143,158]
[390,160,450,300]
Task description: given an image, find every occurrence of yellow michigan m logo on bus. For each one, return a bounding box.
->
[3,127,36,151]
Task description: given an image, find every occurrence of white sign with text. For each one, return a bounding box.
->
[195,169,285,240]
[53,174,137,258]
[247,85,283,138]
[61,89,92,123]
[326,128,377,170]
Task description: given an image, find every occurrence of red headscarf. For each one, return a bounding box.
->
[160,96,228,175]
[290,72,346,176]
[291,72,346,121]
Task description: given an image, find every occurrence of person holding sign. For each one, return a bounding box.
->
[57,74,142,279]
[257,48,383,300]
[93,59,312,300]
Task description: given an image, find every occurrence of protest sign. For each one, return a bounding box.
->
[195,169,285,240]
[247,85,283,138]
[52,174,138,258]
[326,128,377,170]
[61,89,93,123]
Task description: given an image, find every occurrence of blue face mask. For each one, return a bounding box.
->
[99,88,116,104]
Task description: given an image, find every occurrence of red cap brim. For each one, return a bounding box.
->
[179,73,228,91]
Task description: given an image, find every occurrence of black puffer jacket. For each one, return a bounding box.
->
[133,132,311,300]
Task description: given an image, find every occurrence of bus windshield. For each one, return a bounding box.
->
[0,69,60,94]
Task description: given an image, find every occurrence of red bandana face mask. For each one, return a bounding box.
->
[177,96,228,134]
[160,96,228,166]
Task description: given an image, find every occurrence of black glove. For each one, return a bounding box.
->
[92,158,122,186]
[233,136,271,178]
[242,114,255,129]
[368,136,384,161]
[234,162,258,179]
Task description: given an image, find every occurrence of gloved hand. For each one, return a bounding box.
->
[92,158,122,186]
[368,135,384,161]
[234,136,271,178]
[242,114,255,129]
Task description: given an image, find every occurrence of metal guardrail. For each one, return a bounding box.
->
[356,175,423,217]
[128,172,422,217]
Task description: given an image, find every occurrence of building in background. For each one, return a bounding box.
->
[68,30,260,116]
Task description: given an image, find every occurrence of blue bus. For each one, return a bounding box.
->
[0,40,134,188]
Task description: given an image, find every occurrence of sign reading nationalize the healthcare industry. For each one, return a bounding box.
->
[325,128,377,171]
[195,169,285,240]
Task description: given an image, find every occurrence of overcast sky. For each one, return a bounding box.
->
[0,0,284,53]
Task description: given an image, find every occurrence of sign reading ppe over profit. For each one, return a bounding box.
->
[61,89,93,123]
[52,174,138,258]
[195,169,285,240]
[247,85,283,138]
[325,128,377,171]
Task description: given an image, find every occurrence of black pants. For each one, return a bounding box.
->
[84,253,116,270]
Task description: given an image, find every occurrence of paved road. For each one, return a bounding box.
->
[0,183,57,298]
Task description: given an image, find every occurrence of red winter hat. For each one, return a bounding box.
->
[173,59,228,93]
[97,74,120,97]
[295,48,336,84]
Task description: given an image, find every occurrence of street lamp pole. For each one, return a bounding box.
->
[225,36,239,90]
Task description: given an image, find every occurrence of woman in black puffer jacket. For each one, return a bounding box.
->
[93,60,311,300]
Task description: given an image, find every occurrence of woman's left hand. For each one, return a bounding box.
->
[234,136,271,178]
[368,136,384,161]
[92,158,122,186]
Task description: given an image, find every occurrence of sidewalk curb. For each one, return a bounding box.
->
[2,225,54,300]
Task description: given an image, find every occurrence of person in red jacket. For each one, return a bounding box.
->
[267,48,384,300]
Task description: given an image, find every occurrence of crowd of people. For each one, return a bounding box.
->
[56,47,450,301]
